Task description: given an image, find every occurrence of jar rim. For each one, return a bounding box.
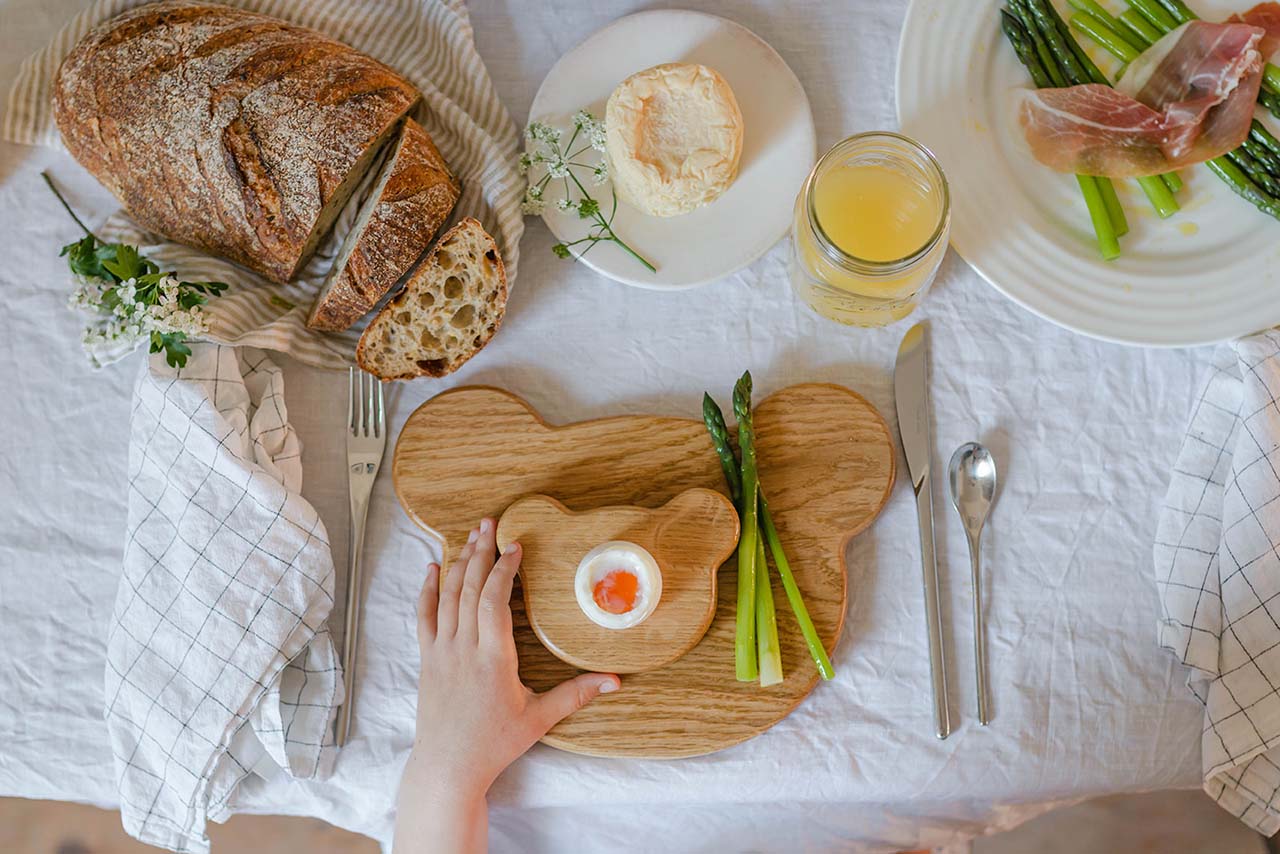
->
[805,131,951,275]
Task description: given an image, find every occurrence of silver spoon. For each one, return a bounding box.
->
[948,442,998,726]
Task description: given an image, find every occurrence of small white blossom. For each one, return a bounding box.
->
[555,198,576,212]
[545,154,570,179]
[521,185,547,215]
[591,160,610,186]
[525,121,561,147]
[517,152,533,175]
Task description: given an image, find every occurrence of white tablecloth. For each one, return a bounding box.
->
[0,0,1212,851]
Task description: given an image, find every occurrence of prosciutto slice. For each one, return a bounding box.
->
[1230,3,1280,60]
[1016,21,1263,177]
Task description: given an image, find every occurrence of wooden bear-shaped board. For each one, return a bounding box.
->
[393,383,896,758]
[497,489,740,674]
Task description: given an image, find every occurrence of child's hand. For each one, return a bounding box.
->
[395,518,619,853]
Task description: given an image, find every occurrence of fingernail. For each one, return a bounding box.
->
[599,679,619,694]
[504,543,519,555]
[481,518,493,534]
[427,563,440,574]
[468,529,478,543]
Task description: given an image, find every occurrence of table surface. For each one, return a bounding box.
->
[0,0,1211,851]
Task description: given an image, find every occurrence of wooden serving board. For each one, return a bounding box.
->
[497,489,740,674]
[393,383,895,758]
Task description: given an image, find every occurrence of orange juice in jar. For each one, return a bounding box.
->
[790,132,950,326]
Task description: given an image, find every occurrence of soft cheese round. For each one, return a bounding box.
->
[605,63,744,218]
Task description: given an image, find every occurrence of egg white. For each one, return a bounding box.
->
[574,541,663,630]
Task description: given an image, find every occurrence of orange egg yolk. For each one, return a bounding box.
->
[592,569,640,614]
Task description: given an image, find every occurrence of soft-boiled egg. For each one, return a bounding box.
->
[574,541,662,629]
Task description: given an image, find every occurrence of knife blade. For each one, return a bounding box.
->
[894,321,951,740]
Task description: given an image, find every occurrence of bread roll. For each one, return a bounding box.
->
[53,1,420,284]
[605,63,744,217]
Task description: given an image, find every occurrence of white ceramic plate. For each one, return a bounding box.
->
[896,0,1280,346]
[527,10,816,290]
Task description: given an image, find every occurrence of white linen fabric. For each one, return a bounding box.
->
[111,343,337,852]
[1155,330,1280,835]
[2,0,523,371]
[0,1,1218,852]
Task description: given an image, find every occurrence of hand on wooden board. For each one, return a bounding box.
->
[393,518,620,854]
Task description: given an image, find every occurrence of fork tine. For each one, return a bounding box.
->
[376,379,385,439]
[347,367,354,432]
[356,370,365,437]
[366,372,375,438]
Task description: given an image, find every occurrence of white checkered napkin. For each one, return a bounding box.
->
[106,344,339,853]
[1156,329,1280,834]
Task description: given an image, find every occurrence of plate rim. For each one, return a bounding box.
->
[527,8,816,291]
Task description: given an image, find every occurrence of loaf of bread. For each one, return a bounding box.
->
[357,218,507,380]
[308,119,460,332]
[53,1,420,284]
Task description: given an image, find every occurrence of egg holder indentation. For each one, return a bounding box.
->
[496,488,740,674]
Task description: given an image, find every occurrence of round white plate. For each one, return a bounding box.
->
[896,0,1280,346]
[527,10,816,290]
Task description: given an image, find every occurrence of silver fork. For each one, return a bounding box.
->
[335,369,386,747]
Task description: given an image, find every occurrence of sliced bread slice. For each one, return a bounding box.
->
[308,118,460,331]
[356,218,508,380]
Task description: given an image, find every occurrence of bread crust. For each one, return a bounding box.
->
[356,217,508,380]
[308,118,460,332]
[53,1,420,283]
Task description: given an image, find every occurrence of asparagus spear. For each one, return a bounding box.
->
[1207,156,1280,221]
[1119,8,1162,45]
[703,392,835,681]
[760,492,835,679]
[731,374,760,682]
[1127,0,1177,31]
[1228,149,1280,196]
[1071,11,1140,61]
[1004,6,1123,255]
[755,534,783,687]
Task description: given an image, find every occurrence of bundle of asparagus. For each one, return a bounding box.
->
[703,372,834,687]
[1062,0,1280,221]
[1000,0,1182,261]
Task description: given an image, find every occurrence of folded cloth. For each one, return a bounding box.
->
[1156,328,1280,834]
[107,343,339,853]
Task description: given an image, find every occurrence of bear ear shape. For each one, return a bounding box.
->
[652,488,740,571]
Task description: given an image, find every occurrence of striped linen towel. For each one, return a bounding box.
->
[2,0,523,371]
[113,344,335,853]
[1156,329,1280,834]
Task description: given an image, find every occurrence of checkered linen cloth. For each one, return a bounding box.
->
[107,343,339,853]
[1156,329,1280,834]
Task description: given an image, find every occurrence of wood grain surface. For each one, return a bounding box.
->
[496,489,740,674]
[393,383,895,758]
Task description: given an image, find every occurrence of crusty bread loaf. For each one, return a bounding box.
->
[53,1,420,284]
[357,218,507,380]
[308,119,460,332]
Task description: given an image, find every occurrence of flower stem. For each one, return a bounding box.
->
[42,171,97,240]
[607,233,656,272]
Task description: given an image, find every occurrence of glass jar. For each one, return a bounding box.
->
[789,132,951,327]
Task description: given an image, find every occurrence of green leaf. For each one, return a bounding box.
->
[577,197,600,219]
[154,333,192,369]
[552,243,572,259]
[61,235,112,279]
[102,244,147,282]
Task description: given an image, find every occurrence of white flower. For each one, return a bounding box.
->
[545,154,570,179]
[525,121,561,147]
[517,152,533,175]
[521,184,547,215]
[591,159,610,186]
[555,198,576,212]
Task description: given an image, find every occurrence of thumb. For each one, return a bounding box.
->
[535,672,620,728]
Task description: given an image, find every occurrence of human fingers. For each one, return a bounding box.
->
[417,563,440,645]
[534,672,620,731]
[479,542,520,642]
[436,529,479,639]
[457,519,498,642]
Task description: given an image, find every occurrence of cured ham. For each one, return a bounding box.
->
[1231,3,1280,60]
[1016,21,1263,177]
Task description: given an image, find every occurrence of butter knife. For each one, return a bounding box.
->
[894,321,951,740]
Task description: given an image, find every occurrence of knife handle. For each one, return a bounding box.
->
[915,474,951,740]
